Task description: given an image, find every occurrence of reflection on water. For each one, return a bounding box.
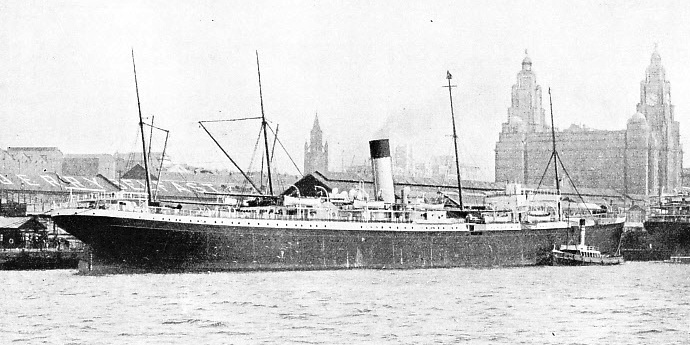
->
[1,262,689,344]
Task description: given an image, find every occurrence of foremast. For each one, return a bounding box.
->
[256,51,274,195]
[444,71,463,209]
[131,49,154,205]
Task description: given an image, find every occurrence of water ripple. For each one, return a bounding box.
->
[1,263,688,344]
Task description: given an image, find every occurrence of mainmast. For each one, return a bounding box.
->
[444,71,463,209]
[535,88,589,220]
[256,51,274,195]
[131,49,153,205]
[548,88,561,220]
[548,88,560,194]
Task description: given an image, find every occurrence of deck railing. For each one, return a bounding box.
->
[646,214,690,223]
[120,205,421,224]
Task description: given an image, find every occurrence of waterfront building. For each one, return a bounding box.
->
[62,154,117,178]
[60,152,167,180]
[304,114,329,174]
[0,216,47,248]
[495,49,682,196]
[0,147,169,180]
[4,147,63,174]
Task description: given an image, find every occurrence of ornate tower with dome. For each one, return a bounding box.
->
[634,46,682,194]
[495,49,682,196]
[495,52,549,186]
[304,114,329,174]
[502,52,548,134]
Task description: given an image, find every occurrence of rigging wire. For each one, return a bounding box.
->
[123,130,141,181]
[239,125,265,196]
[266,123,303,177]
[201,117,262,123]
[260,150,265,190]
[142,122,169,201]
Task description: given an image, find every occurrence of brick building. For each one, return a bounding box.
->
[3,147,63,174]
[495,49,682,196]
[62,154,118,178]
[0,146,167,181]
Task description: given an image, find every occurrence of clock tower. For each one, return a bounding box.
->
[636,46,682,193]
[304,114,329,174]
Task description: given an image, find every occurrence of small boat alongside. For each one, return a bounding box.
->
[551,244,624,266]
[665,256,690,264]
[551,220,624,266]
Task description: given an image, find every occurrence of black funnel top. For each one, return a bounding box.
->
[369,139,391,159]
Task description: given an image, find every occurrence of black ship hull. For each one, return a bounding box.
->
[52,212,624,273]
[639,220,690,258]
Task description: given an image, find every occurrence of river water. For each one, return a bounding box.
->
[1,262,688,344]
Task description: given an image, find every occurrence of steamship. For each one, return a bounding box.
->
[50,138,624,273]
[50,59,624,273]
[634,194,690,260]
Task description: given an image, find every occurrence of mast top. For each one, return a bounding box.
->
[256,50,274,196]
[444,70,463,209]
[131,49,154,205]
[548,87,561,196]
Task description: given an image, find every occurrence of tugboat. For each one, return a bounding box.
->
[665,256,690,264]
[551,219,624,266]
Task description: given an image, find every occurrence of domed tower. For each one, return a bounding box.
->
[502,51,547,133]
[635,46,682,193]
[496,51,546,185]
[625,112,655,195]
[304,114,329,174]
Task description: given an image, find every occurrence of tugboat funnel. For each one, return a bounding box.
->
[369,139,395,203]
[579,218,587,247]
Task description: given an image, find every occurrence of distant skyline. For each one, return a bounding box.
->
[2,1,689,180]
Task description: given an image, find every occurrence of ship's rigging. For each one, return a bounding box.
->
[131,49,171,205]
[535,88,592,218]
[198,51,303,201]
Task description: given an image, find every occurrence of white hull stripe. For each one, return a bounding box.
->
[53,209,484,232]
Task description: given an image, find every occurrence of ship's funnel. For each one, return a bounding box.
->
[369,139,395,203]
[579,218,586,247]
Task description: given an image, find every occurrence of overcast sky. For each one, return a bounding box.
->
[1,0,689,180]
